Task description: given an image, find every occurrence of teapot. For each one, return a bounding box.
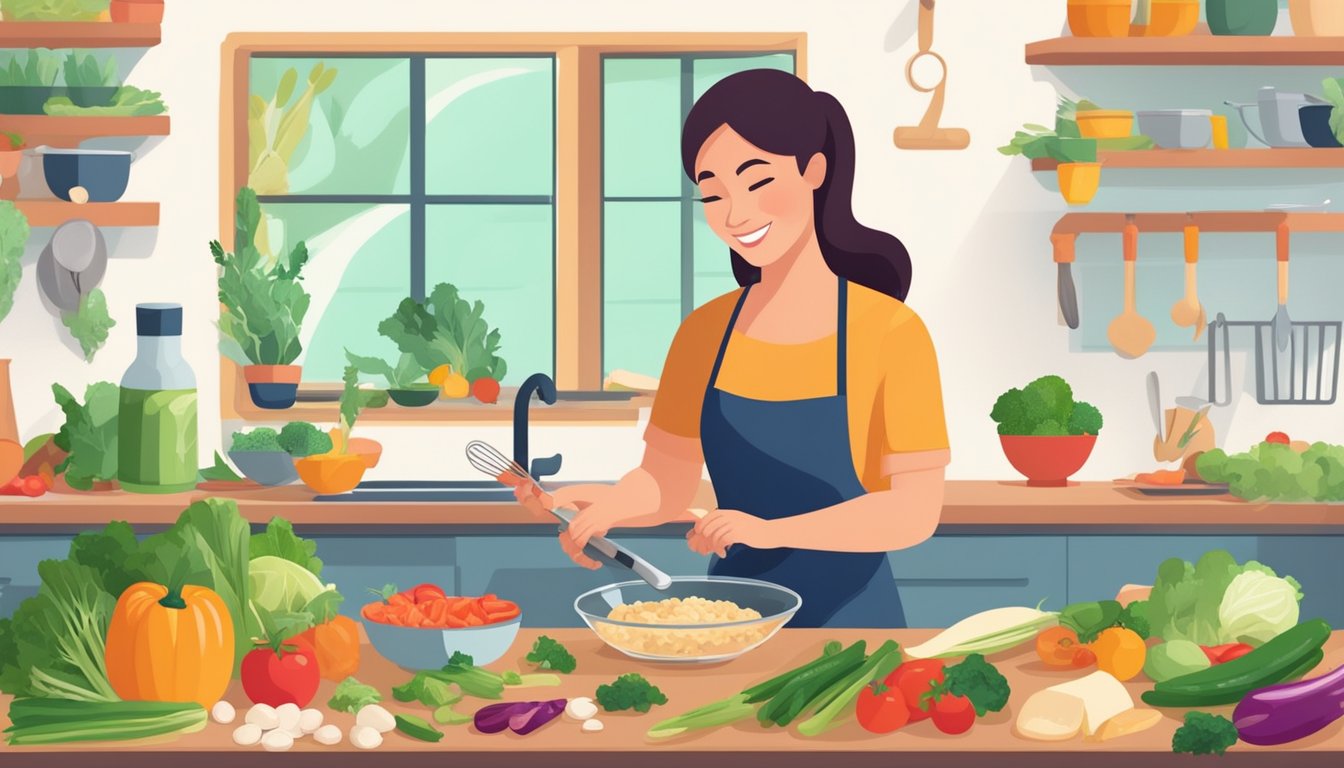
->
[1226,87,1328,148]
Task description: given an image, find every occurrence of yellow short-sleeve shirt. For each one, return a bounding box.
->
[647,282,950,491]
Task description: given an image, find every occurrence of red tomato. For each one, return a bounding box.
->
[856,683,910,734]
[930,693,975,735]
[1265,431,1291,445]
[1217,644,1254,663]
[241,638,320,708]
[888,659,944,721]
[410,583,446,604]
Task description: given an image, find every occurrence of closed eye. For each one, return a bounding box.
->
[748,177,774,192]
[696,195,722,204]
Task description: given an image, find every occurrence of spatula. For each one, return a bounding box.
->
[1107,217,1156,359]
[1273,221,1292,351]
[1171,220,1205,341]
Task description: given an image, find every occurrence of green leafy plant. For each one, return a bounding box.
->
[0,0,108,21]
[248,62,338,196]
[378,282,507,384]
[335,365,363,451]
[990,374,1104,436]
[1148,549,1303,647]
[51,381,119,490]
[344,349,427,390]
[61,288,116,362]
[211,187,311,367]
[1322,77,1344,147]
[1197,441,1344,502]
[0,49,61,86]
[62,51,118,89]
[328,677,382,714]
[45,86,166,117]
[999,95,1150,162]
[0,201,30,328]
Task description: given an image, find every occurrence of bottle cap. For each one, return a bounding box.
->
[135,303,183,337]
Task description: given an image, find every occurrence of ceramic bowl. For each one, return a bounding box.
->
[388,386,440,407]
[1137,109,1213,149]
[295,453,367,495]
[41,149,131,202]
[362,614,522,670]
[999,434,1098,487]
[227,450,299,486]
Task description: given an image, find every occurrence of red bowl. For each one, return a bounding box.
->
[999,434,1097,487]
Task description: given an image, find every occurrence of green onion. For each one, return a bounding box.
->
[4,699,206,745]
[797,640,902,737]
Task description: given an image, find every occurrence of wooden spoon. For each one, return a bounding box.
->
[1171,221,1205,341]
[1108,218,1156,359]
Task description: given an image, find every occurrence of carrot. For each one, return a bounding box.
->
[427,599,449,626]
[489,605,520,623]
[445,613,468,628]
[387,592,412,607]
[1136,468,1186,486]
[465,612,484,627]
[412,584,446,604]
[450,598,472,619]
[469,599,489,621]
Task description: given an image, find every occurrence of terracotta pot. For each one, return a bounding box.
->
[243,364,302,410]
[110,0,165,24]
[1000,434,1098,487]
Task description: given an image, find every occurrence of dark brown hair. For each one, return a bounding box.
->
[681,69,913,301]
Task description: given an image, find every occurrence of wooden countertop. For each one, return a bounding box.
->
[0,481,1339,534]
[3,628,1342,767]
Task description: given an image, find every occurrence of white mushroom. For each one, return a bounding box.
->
[581,718,605,733]
[355,704,396,734]
[211,700,236,725]
[313,724,343,746]
[231,723,263,746]
[350,724,383,750]
[565,697,598,721]
[275,702,302,734]
[261,728,294,752]
[298,708,324,734]
[245,703,279,731]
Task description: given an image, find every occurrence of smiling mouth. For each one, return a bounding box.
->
[733,223,771,248]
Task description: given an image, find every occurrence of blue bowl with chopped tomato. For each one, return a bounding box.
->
[360,585,522,670]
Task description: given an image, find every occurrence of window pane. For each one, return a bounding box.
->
[603,201,681,378]
[258,203,412,381]
[692,204,738,307]
[249,58,411,196]
[602,58,682,199]
[692,54,795,99]
[424,204,554,384]
[425,58,554,197]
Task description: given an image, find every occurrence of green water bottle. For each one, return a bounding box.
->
[118,303,198,494]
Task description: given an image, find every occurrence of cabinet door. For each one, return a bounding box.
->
[309,535,458,619]
[0,536,75,619]
[891,536,1067,628]
[1256,537,1344,629]
[1065,537,1258,604]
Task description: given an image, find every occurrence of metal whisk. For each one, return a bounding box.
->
[465,440,672,590]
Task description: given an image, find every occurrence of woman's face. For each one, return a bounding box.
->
[694,125,826,269]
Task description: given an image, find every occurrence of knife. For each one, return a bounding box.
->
[1147,371,1164,442]
[1053,233,1080,330]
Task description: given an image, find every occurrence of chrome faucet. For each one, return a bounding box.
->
[514,373,562,480]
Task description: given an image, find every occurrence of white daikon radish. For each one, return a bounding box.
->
[1016,671,1134,741]
[904,605,1058,659]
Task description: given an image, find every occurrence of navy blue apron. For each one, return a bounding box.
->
[700,279,905,628]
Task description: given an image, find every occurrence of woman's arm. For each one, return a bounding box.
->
[689,450,948,555]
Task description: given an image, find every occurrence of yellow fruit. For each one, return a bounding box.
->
[428,364,451,387]
[440,372,470,399]
[1090,627,1146,682]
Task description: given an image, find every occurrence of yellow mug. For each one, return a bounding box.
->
[1210,115,1229,150]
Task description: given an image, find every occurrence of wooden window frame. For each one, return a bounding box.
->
[219,32,806,424]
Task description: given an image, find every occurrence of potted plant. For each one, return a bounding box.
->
[294,366,368,495]
[211,187,311,410]
[1000,98,1143,207]
[0,49,61,115]
[0,131,23,198]
[991,374,1104,487]
[377,282,507,404]
[344,349,436,407]
[110,0,163,23]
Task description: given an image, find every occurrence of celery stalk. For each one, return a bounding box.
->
[797,640,902,737]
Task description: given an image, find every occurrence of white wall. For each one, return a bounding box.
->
[1,0,1339,484]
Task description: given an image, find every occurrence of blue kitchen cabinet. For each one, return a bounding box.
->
[1065,537,1259,604]
[892,536,1068,628]
[311,535,458,619]
[0,536,76,618]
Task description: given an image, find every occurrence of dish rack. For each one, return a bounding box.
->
[1208,314,1342,405]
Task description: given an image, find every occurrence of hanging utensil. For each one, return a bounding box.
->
[1108,216,1157,358]
[1170,218,1205,341]
[1147,371,1164,442]
[893,0,970,150]
[1052,232,1079,329]
[1208,313,1233,406]
[465,440,673,590]
[1272,220,1292,351]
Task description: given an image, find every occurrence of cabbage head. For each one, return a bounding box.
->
[249,554,334,614]
[1218,566,1303,646]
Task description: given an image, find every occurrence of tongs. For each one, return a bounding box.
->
[465,440,673,590]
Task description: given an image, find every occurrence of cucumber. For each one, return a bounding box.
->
[1141,620,1331,708]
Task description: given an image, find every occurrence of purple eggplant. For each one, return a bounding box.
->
[1233,664,1344,746]
[509,699,567,735]
[474,700,568,736]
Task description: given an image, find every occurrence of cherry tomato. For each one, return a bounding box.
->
[410,583,446,604]
[930,692,975,735]
[856,683,910,734]
[1265,431,1291,445]
[241,637,320,708]
[888,658,944,721]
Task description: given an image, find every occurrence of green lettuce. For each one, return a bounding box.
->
[0,201,28,327]
[1149,549,1303,647]
[52,382,119,490]
[1219,567,1303,646]
[61,289,116,362]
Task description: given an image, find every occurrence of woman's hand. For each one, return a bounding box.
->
[687,509,775,557]
[511,483,630,570]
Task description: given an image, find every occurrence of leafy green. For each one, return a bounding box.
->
[230,427,283,453]
[526,635,577,674]
[0,49,60,86]
[249,555,331,616]
[943,654,1010,717]
[595,673,668,713]
[1197,441,1344,502]
[378,282,506,383]
[250,517,323,576]
[60,289,116,362]
[991,374,1103,437]
[62,51,118,90]
[1218,567,1303,646]
[345,349,426,390]
[1119,600,1150,640]
[198,451,243,482]
[1149,549,1303,647]
[1172,711,1238,756]
[392,672,461,708]
[1061,600,1123,644]
[1323,78,1344,147]
[44,86,167,117]
[211,187,311,366]
[328,677,382,714]
[0,0,107,22]
[0,201,28,327]
[337,364,362,448]
[52,382,119,490]
[276,422,331,458]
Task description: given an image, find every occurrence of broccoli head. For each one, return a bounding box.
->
[1030,419,1068,436]
[230,427,282,452]
[1068,401,1103,435]
[1022,375,1074,422]
[278,421,333,458]
[1172,711,1238,756]
[990,387,1029,435]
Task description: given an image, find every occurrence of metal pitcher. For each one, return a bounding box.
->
[1226,87,1327,148]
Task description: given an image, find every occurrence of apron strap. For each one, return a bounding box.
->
[707,279,850,394]
[708,285,752,388]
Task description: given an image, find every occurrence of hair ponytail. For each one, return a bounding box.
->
[682,70,913,301]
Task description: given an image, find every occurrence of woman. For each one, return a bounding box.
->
[520,69,949,628]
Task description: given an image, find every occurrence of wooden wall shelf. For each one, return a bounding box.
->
[1053,211,1344,237]
[15,200,159,228]
[1026,34,1344,66]
[0,21,160,48]
[0,115,170,147]
[1031,148,1344,171]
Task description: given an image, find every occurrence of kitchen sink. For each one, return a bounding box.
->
[314,480,597,503]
